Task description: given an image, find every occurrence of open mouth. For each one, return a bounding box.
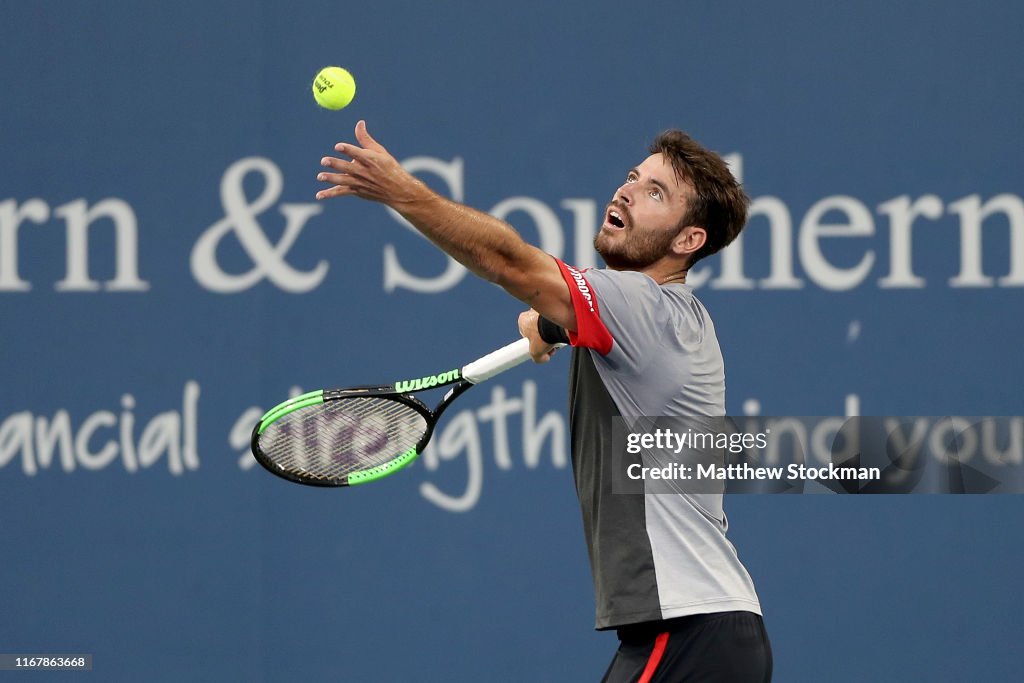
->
[605,207,627,230]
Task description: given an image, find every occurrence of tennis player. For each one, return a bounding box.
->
[317,121,772,682]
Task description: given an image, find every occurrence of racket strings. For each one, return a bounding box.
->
[257,397,428,482]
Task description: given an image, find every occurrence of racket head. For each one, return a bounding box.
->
[250,386,435,487]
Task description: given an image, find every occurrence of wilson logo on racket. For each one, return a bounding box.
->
[393,369,461,393]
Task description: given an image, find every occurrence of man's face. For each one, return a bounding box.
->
[594,152,692,270]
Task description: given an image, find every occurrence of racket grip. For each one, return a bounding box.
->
[462,338,534,384]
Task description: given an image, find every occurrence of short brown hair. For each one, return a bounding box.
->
[650,130,749,267]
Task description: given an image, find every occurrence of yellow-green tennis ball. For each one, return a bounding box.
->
[312,66,356,110]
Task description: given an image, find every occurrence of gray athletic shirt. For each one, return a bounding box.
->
[555,260,761,630]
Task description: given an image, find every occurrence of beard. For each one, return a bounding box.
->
[594,223,678,270]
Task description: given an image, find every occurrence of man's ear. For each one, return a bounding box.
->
[672,226,707,257]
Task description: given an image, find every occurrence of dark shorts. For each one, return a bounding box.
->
[600,611,772,683]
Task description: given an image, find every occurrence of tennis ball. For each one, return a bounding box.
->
[312,66,356,110]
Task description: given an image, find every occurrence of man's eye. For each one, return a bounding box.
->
[650,190,662,200]
[626,175,637,183]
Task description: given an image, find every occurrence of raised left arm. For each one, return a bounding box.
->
[317,120,577,332]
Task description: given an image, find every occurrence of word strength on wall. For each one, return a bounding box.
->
[1,379,569,513]
[1,153,1022,294]
[5,384,1024,500]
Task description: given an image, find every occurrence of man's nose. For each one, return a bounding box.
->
[615,182,634,205]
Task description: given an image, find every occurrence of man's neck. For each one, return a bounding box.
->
[655,270,688,286]
[605,264,689,286]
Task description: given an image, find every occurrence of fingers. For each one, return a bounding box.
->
[316,156,364,200]
[315,185,356,201]
[517,310,538,337]
[517,308,557,364]
[316,121,386,200]
[532,349,555,364]
[320,155,354,172]
[355,120,386,152]
[530,346,558,364]
[332,141,371,160]
[316,156,365,200]
[331,121,385,159]
[316,170,351,186]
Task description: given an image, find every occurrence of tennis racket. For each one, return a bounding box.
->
[250,337,544,487]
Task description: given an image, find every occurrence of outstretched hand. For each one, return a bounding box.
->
[316,120,430,206]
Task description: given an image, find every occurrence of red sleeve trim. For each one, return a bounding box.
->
[553,258,614,356]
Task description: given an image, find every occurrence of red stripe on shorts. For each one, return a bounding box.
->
[637,631,670,683]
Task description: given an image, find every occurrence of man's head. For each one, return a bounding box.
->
[595,130,749,275]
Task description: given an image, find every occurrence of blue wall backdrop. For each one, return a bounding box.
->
[2,1,1022,680]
